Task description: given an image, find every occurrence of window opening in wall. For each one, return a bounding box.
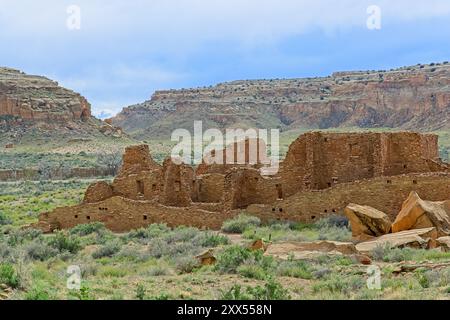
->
[74,215,78,219]
[86,216,91,220]
[311,215,316,220]
[137,180,144,194]
[413,180,418,185]
[143,215,148,220]
[276,184,283,200]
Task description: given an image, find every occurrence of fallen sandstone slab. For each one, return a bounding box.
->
[264,240,358,260]
[355,227,438,254]
[344,203,392,240]
[392,192,450,237]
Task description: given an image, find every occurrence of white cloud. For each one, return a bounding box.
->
[1,0,450,48]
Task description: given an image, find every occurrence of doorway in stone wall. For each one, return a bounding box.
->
[276,184,283,200]
[137,180,144,195]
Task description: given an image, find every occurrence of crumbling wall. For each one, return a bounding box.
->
[193,173,225,203]
[83,181,114,203]
[160,158,194,207]
[223,168,279,210]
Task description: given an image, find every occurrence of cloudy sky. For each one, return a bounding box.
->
[1,0,450,118]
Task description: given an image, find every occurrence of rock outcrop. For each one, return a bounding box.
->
[0,67,91,122]
[391,192,450,237]
[355,227,438,254]
[0,67,127,146]
[344,204,392,240]
[111,62,450,139]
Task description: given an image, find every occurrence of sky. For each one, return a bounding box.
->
[1,0,450,118]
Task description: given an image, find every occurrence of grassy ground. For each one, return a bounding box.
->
[0,182,450,300]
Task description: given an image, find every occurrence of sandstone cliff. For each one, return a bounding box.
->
[0,67,126,146]
[112,62,450,139]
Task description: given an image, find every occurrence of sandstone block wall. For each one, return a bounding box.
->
[35,131,450,233]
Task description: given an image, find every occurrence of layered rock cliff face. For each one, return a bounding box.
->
[112,62,450,139]
[0,67,91,122]
[0,67,125,145]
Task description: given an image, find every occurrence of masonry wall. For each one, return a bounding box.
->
[247,173,450,224]
[279,132,446,198]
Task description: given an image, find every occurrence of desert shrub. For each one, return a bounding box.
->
[0,263,20,288]
[193,232,229,247]
[48,231,81,254]
[116,245,150,262]
[276,260,313,279]
[316,215,349,229]
[0,211,12,226]
[174,256,198,274]
[126,224,171,243]
[215,246,274,274]
[221,279,290,300]
[99,266,127,278]
[221,215,261,234]
[24,282,55,300]
[92,239,122,259]
[148,264,172,276]
[7,228,42,246]
[70,222,106,236]
[164,227,200,243]
[25,239,58,261]
[416,268,450,289]
[0,243,12,262]
[312,274,365,295]
[68,285,95,300]
[237,264,268,280]
[215,246,254,273]
[135,284,146,300]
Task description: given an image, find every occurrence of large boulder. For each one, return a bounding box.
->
[355,227,438,254]
[391,192,450,237]
[344,204,392,240]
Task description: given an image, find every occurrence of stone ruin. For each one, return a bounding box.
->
[34,131,450,236]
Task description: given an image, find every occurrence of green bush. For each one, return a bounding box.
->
[174,256,198,274]
[70,222,106,236]
[0,211,12,226]
[276,260,313,279]
[25,239,59,261]
[215,246,274,275]
[221,215,261,234]
[7,228,43,246]
[0,263,20,288]
[221,279,290,300]
[214,246,254,273]
[25,282,55,300]
[48,231,81,254]
[92,240,122,259]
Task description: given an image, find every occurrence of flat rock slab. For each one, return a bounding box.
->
[264,240,358,260]
[356,227,438,254]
